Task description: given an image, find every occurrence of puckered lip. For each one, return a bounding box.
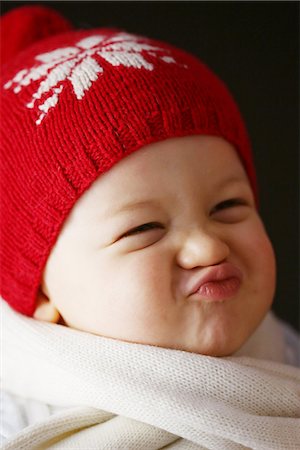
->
[188,262,243,297]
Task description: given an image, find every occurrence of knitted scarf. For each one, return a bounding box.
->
[1,301,300,450]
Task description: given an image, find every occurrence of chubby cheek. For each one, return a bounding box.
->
[117,252,172,318]
[69,251,173,339]
[247,227,276,297]
[234,219,276,332]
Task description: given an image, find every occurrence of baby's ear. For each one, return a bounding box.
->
[33,289,61,323]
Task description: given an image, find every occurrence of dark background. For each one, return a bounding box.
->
[2,1,299,330]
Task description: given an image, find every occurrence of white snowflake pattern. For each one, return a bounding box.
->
[4,33,181,125]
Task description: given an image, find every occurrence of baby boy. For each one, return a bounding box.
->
[35,133,275,358]
[1,5,299,448]
[1,6,276,359]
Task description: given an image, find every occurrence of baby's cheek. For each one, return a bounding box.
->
[243,226,276,308]
[126,256,167,300]
[241,217,275,265]
[252,228,276,280]
[123,253,173,317]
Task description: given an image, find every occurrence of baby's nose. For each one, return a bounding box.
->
[176,228,230,269]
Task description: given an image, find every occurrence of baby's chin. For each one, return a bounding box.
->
[94,331,248,357]
[136,322,253,357]
[61,316,255,357]
[154,337,246,357]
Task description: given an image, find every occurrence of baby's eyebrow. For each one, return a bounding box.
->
[106,200,160,217]
[217,175,249,188]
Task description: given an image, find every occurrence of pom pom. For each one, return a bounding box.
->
[1,5,73,65]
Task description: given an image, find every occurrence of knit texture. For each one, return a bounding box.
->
[1,301,300,450]
[0,5,72,65]
[1,6,257,316]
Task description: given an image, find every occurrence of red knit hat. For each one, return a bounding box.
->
[0,5,257,316]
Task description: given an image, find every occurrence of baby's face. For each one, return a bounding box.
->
[41,135,276,356]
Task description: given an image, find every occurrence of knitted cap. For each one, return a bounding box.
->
[1,5,257,316]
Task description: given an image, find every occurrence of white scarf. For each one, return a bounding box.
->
[1,301,300,450]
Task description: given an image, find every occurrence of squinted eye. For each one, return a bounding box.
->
[210,198,250,223]
[122,222,163,238]
[211,198,247,214]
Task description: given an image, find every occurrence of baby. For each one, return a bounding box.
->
[36,133,275,358]
[1,5,299,449]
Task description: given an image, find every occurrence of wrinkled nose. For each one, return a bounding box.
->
[176,228,230,269]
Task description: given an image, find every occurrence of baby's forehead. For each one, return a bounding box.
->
[67,135,250,223]
[100,134,247,185]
